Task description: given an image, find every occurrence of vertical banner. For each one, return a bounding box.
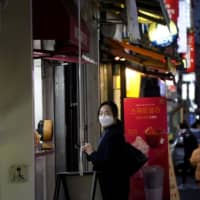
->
[186,31,195,73]
[164,0,179,22]
[124,97,169,200]
[177,0,187,53]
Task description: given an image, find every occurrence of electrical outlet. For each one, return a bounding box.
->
[9,164,28,183]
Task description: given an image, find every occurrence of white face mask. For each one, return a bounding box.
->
[99,115,114,128]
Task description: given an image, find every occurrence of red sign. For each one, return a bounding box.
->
[164,0,179,22]
[124,97,169,200]
[186,31,195,73]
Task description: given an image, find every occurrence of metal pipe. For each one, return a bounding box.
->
[78,0,84,176]
[97,8,101,104]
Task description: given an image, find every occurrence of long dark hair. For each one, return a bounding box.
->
[97,101,118,118]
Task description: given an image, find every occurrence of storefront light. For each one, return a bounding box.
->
[182,72,195,82]
[138,17,153,24]
[182,83,187,100]
[148,20,178,47]
[189,82,195,101]
[114,56,120,61]
[120,3,125,9]
[138,9,162,20]
[181,81,195,101]
[114,56,126,61]
[125,68,141,97]
[120,57,126,61]
[182,57,187,69]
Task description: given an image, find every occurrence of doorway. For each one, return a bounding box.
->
[54,63,79,172]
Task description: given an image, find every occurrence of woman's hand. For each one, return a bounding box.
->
[81,143,94,155]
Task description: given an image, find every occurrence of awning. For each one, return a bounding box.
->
[103,38,181,73]
[32,0,90,53]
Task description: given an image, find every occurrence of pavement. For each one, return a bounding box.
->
[176,175,200,200]
[171,132,200,200]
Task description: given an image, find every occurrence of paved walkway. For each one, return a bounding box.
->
[176,175,200,200]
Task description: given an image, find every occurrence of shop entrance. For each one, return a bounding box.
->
[54,63,79,172]
[65,64,79,171]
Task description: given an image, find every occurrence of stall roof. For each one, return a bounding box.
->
[32,0,170,63]
[103,38,181,73]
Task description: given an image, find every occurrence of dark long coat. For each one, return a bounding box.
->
[87,121,130,200]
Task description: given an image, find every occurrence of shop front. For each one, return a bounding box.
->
[99,39,180,200]
[32,0,100,199]
[32,0,182,199]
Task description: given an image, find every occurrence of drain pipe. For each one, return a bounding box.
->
[78,0,84,176]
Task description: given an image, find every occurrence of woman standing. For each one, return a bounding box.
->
[82,101,130,200]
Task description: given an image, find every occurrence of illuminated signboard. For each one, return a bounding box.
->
[148,20,178,47]
[177,0,191,53]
